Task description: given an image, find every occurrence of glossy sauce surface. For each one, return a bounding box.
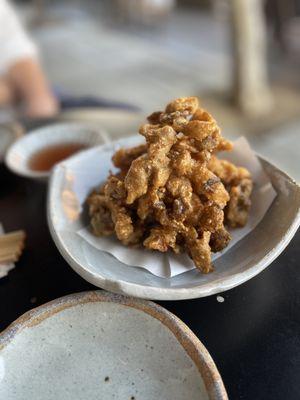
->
[29,143,87,171]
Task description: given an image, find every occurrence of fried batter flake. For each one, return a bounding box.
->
[87,97,253,273]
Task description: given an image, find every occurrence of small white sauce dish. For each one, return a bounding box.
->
[5,122,109,181]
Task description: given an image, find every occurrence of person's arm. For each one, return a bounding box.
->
[0,0,58,117]
[7,58,58,117]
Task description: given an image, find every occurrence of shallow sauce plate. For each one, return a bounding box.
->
[0,291,227,400]
[47,136,300,300]
[5,122,109,180]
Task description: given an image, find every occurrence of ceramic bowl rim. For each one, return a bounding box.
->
[47,142,300,300]
[0,290,228,400]
[4,122,109,179]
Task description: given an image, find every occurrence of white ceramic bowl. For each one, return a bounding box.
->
[0,291,227,400]
[47,137,300,300]
[5,122,109,180]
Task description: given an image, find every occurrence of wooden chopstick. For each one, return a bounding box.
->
[0,256,18,264]
[0,230,26,244]
[0,240,24,251]
[0,230,26,264]
[0,248,23,258]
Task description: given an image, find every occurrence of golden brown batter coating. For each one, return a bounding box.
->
[87,97,253,273]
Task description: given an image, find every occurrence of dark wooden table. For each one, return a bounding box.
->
[1,163,299,400]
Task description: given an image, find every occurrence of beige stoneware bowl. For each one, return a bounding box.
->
[0,291,227,400]
[47,137,300,300]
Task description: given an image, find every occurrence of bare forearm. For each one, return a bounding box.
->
[7,58,58,117]
[8,58,50,101]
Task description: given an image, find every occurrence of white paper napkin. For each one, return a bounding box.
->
[74,137,276,278]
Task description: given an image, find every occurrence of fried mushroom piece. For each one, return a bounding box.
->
[192,167,229,209]
[139,124,177,158]
[183,119,217,142]
[210,227,231,252]
[161,112,189,130]
[199,203,224,233]
[148,111,189,133]
[87,193,114,236]
[104,176,134,242]
[172,116,190,132]
[207,156,252,228]
[147,111,163,125]
[185,230,212,273]
[225,178,253,228]
[123,221,146,246]
[124,154,151,204]
[144,226,177,252]
[125,125,176,204]
[191,108,213,122]
[208,156,251,186]
[165,96,199,114]
[112,144,147,171]
[216,138,233,152]
[185,194,204,226]
[137,187,166,221]
[169,146,195,176]
[188,108,230,151]
[166,175,193,213]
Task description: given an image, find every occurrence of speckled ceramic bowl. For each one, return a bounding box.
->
[5,122,109,180]
[0,291,227,400]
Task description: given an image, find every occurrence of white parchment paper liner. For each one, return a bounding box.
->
[74,137,276,278]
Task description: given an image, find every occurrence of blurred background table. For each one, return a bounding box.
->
[7,0,300,181]
[0,163,299,400]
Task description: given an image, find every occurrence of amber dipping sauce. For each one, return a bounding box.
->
[29,143,87,172]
